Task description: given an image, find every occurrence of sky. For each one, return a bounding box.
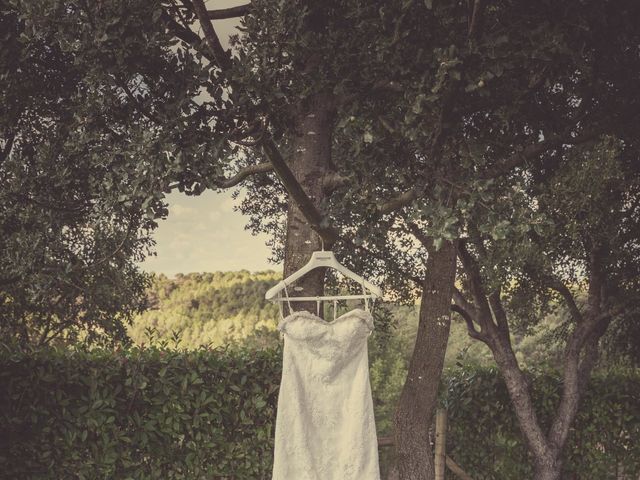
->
[138,1,279,277]
[140,190,277,276]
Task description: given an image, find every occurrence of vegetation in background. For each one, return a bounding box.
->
[128,271,567,367]
[0,344,281,480]
[128,271,282,350]
[3,0,639,477]
[126,270,608,438]
[1,345,636,479]
[442,365,640,480]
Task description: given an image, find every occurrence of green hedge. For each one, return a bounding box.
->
[0,345,282,479]
[442,365,640,479]
[2,346,638,479]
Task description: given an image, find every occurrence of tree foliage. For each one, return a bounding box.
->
[0,3,160,346]
[236,0,640,301]
[3,1,640,476]
[229,3,640,476]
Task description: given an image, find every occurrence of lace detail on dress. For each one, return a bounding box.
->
[272,309,380,480]
[277,308,374,338]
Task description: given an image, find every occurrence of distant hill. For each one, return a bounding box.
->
[128,271,283,349]
[129,270,566,370]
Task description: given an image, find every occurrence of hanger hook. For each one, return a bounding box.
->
[317,231,324,251]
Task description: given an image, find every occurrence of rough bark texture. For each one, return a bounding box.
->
[491,283,609,480]
[489,335,560,478]
[282,93,335,316]
[391,239,458,480]
[455,241,612,480]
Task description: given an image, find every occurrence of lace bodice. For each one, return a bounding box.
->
[272,308,380,480]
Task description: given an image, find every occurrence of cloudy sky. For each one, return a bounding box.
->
[139,189,276,276]
[138,2,279,277]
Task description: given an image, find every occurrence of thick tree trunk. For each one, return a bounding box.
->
[485,310,607,480]
[532,466,562,480]
[392,239,458,480]
[490,339,561,479]
[489,335,554,461]
[282,93,335,314]
[454,240,615,480]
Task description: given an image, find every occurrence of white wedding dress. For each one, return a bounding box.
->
[271,308,381,480]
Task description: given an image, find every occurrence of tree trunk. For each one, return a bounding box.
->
[282,93,335,314]
[489,335,553,462]
[454,242,613,480]
[487,312,608,480]
[485,331,565,480]
[392,239,458,480]
[533,463,562,480]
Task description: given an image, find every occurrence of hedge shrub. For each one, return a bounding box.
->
[1,346,638,479]
[442,365,640,479]
[0,345,282,479]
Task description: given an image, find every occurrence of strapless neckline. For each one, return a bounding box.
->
[278,308,374,331]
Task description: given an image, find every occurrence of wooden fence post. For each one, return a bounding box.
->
[435,408,447,480]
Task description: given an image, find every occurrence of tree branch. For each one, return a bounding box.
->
[467,0,485,39]
[480,126,605,180]
[215,162,273,188]
[82,218,136,270]
[452,303,488,343]
[167,162,274,191]
[546,242,616,451]
[40,318,78,346]
[207,3,252,19]
[160,10,216,64]
[262,139,339,244]
[190,0,232,70]
[487,288,510,337]
[456,239,495,330]
[453,286,478,320]
[403,219,435,252]
[185,0,338,247]
[544,275,584,324]
[547,306,611,451]
[378,187,420,215]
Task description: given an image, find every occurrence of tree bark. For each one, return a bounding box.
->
[282,93,336,315]
[488,334,561,479]
[454,241,613,480]
[392,239,458,480]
